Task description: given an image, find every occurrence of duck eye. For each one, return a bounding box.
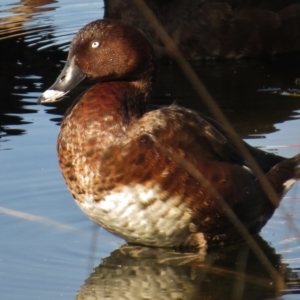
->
[91,41,100,48]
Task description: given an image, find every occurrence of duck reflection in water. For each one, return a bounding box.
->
[76,237,298,299]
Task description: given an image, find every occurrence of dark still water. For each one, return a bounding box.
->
[0,1,300,299]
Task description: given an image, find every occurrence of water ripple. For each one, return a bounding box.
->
[0,0,103,50]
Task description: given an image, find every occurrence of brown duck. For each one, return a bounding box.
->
[38,19,300,247]
[104,0,300,59]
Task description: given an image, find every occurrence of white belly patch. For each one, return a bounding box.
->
[76,183,194,247]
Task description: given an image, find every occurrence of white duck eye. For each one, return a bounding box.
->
[91,41,99,48]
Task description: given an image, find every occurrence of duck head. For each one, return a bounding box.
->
[38,19,155,104]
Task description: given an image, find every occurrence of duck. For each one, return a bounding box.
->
[104,0,300,59]
[38,19,300,247]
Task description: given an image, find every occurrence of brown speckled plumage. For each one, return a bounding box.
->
[39,19,300,247]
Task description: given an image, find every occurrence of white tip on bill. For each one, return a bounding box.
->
[39,89,66,103]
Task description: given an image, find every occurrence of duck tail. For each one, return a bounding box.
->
[266,153,300,198]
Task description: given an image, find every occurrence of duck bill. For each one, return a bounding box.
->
[38,56,86,104]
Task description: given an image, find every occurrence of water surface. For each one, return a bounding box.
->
[0,1,300,299]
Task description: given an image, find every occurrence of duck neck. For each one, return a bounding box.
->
[120,78,152,122]
[74,79,151,126]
